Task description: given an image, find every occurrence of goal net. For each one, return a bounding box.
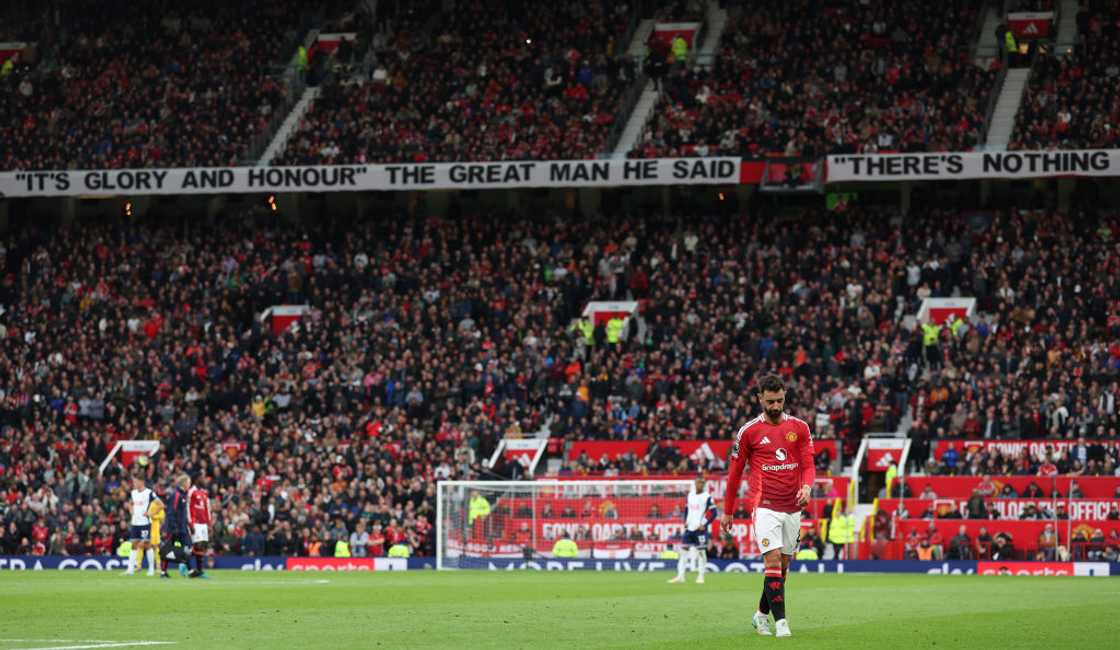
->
[438,480,705,569]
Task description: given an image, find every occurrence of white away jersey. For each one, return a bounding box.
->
[130,488,154,526]
[685,488,716,531]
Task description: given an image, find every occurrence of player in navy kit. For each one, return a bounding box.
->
[722,374,816,638]
[160,474,193,577]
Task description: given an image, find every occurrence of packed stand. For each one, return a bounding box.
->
[1010,1,1120,150]
[0,0,319,171]
[0,0,49,42]
[633,0,996,158]
[2,204,1120,558]
[924,440,1120,477]
[273,0,637,165]
[905,208,1120,472]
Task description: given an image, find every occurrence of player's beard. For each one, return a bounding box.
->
[765,407,782,421]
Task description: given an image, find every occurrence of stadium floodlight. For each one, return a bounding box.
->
[98,439,161,476]
[437,479,696,570]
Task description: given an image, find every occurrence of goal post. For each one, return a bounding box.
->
[437,480,700,570]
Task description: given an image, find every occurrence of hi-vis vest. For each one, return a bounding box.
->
[606,318,624,344]
[552,538,579,558]
[921,322,941,346]
[1005,30,1018,53]
[577,319,594,344]
[671,36,688,61]
[469,495,491,524]
[828,515,848,544]
[335,540,351,557]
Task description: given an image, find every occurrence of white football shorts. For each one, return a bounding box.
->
[191,523,209,544]
[754,507,801,555]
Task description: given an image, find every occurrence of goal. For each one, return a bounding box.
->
[437,480,701,569]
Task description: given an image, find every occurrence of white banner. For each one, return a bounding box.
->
[0,158,740,198]
[826,150,1119,183]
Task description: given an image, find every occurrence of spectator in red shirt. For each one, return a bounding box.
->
[368,524,386,557]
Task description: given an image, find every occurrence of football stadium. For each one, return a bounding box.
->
[3,0,1120,648]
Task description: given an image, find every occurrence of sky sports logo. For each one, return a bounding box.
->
[761,462,799,471]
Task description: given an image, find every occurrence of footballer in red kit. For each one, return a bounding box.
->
[186,481,212,578]
[721,374,815,638]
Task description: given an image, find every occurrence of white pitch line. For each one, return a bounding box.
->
[239,579,331,586]
[10,641,175,650]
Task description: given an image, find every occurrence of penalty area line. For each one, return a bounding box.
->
[189,578,331,586]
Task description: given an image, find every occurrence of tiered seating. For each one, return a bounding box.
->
[633,0,995,158]
[273,0,635,165]
[2,205,1119,558]
[1011,3,1120,149]
[0,0,311,171]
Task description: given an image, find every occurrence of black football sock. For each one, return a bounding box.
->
[758,562,788,614]
[763,568,786,621]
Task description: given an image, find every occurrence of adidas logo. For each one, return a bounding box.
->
[760,436,772,445]
[1024,23,1038,35]
[876,452,895,467]
[690,443,715,461]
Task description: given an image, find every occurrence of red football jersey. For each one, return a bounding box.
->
[725,413,816,515]
[187,486,211,526]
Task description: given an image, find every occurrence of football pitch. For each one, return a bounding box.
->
[1,571,1118,649]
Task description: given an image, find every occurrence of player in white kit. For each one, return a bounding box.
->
[125,473,160,576]
[668,477,717,584]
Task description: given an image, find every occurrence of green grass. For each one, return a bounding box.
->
[1,571,1118,649]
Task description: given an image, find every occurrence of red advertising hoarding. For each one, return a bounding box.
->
[894,519,1120,549]
[930,439,1100,461]
[977,561,1070,575]
[650,22,700,50]
[878,498,1120,520]
[286,558,375,571]
[568,438,838,464]
[865,439,905,472]
[901,476,1120,499]
[1007,12,1053,38]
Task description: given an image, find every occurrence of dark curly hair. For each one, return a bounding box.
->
[756,373,785,395]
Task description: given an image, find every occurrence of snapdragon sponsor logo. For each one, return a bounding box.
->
[761,462,799,471]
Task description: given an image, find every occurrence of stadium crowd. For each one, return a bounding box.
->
[1010,1,1120,150]
[634,0,996,158]
[0,202,1118,558]
[923,440,1120,477]
[904,207,1120,471]
[0,0,322,171]
[273,0,637,166]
